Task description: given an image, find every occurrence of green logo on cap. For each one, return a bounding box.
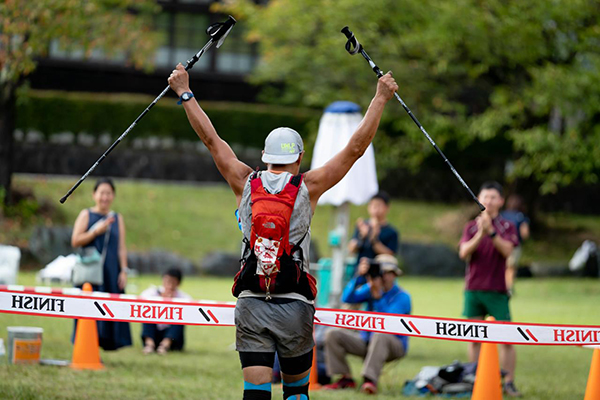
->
[281,143,296,153]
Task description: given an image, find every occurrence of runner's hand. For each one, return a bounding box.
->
[168,63,191,97]
[375,72,398,102]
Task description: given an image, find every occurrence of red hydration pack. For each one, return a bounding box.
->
[232,172,317,300]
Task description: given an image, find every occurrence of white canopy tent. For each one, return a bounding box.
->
[310,101,379,306]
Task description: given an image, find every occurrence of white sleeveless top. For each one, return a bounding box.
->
[238,170,313,303]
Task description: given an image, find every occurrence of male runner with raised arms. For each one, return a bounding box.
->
[169,63,398,400]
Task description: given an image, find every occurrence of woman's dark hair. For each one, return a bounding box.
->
[163,268,183,284]
[94,178,116,194]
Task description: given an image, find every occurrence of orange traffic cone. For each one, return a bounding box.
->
[309,344,321,391]
[71,283,104,370]
[584,348,600,400]
[471,316,502,400]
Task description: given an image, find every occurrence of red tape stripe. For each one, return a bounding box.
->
[206,310,219,324]
[526,328,538,342]
[102,303,115,318]
[408,321,421,335]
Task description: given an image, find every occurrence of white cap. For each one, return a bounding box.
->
[375,254,403,276]
[262,127,304,165]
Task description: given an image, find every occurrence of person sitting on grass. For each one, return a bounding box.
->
[323,254,411,395]
[140,268,191,355]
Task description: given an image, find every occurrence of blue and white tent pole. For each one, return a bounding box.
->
[310,101,379,307]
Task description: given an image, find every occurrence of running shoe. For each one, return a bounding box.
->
[323,377,356,390]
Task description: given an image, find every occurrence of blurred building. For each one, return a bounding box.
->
[29,0,261,102]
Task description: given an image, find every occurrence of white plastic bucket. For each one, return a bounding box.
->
[7,327,43,364]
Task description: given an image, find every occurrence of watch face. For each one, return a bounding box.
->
[182,92,192,100]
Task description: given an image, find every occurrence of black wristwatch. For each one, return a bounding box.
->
[177,91,194,105]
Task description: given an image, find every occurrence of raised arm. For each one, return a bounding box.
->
[304,73,398,210]
[168,64,253,203]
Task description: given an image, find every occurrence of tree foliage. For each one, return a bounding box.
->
[0,0,160,84]
[217,0,600,194]
[0,0,160,204]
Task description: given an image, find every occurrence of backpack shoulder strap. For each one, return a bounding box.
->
[282,173,303,200]
[239,237,251,261]
[289,173,303,188]
[287,173,307,249]
[250,171,263,194]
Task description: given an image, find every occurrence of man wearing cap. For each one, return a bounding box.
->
[323,255,411,395]
[168,63,398,400]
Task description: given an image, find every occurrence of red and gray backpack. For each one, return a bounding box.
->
[232,172,317,301]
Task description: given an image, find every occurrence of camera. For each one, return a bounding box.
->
[367,260,381,277]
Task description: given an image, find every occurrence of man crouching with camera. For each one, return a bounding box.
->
[323,254,412,395]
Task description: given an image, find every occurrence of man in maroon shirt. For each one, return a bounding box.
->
[459,181,521,397]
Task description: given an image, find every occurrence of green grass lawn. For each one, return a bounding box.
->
[5,174,600,266]
[1,272,599,399]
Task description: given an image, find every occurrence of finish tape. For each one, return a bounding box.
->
[1,285,599,346]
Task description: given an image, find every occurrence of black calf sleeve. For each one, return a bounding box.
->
[282,384,309,400]
[239,351,276,369]
[279,351,313,376]
[243,390,271,400]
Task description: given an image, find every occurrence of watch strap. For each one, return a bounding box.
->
[177,92,194,105]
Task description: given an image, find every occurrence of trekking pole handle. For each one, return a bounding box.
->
[184,16,236,71]
[342,26,385,78]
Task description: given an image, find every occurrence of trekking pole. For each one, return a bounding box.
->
[341,26,485,212]
[59,16,237,204]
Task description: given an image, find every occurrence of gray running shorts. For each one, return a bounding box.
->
[235,297,315,358]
